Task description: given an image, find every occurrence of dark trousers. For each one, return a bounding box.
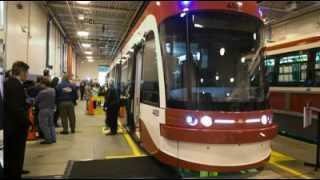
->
[80,90,84,100]
[54,106,60,127]
[106,106,119,134]
[59,102,76,133]
[4,129,28,178]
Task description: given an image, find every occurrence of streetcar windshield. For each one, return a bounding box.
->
[160,11,267,111]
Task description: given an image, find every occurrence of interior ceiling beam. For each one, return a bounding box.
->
[55,12,129,19]
[78,38,118,42]
[57,16,126,24]
[69,34,120,39]
[60,21,125,28]
[112,1,146,57]
[259,5,291,13]
[270,1,320,26]
[48,3,135,14]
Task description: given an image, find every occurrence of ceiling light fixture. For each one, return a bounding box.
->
[88,59,94,62]
[82,43,91,48]
[77,31,89,37]
[85,51,92,55]
[76,1,90,5]
[78,14,85,20]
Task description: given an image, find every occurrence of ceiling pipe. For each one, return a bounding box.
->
[40,1,66,37]
[65,1,84,57]
[111,2,148,58]
[259,5,292,13]
[49,3,136,13]
[271,1,320,27]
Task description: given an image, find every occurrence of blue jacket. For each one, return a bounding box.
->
[56,80,77,104]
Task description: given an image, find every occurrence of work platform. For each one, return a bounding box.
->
[23,101,320,179]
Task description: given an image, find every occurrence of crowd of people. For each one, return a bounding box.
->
[3,61,79,178]
[3,61,122,178]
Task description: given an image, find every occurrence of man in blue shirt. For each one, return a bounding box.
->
[56,74,77,134]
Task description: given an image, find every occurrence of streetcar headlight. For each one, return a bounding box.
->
[200,116,213,127]
[185,116,198,126]
[261,115,268,125]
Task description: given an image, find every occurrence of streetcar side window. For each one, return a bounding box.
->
[141,32,159,106]
[265,49,320,87]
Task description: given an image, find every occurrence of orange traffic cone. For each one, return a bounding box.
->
[27,107,38,141]
[119,106,125,118]
[87,96,95,115]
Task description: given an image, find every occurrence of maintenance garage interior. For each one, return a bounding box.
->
[1,1,320,179]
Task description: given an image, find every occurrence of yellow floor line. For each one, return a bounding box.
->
[103,120,145,159]
[27,140,40,145]
[122,129,144,157]
[269,151,313,179]
[118,121,145,157]
[105,154,148,159]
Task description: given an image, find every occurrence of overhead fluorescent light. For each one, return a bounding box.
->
[76,1,90,5]
[78,14,85,20]
[82,43,91,48]
[77,31,89,37]
[87,56,93,59]
[85,51,92,55]
[88,59,94,62]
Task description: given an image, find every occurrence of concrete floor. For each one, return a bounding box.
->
[23,101,132,178]
[23,101,320,179]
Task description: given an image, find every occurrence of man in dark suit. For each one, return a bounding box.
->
[0,67,4,179]
[104,81,120,135]
[4,61,30,178]
[0,66,4,129]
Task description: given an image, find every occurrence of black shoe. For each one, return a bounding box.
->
[40,141,53,144]
[71,130,75,134]
[22,170,30,174]
[60,131,69,135]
